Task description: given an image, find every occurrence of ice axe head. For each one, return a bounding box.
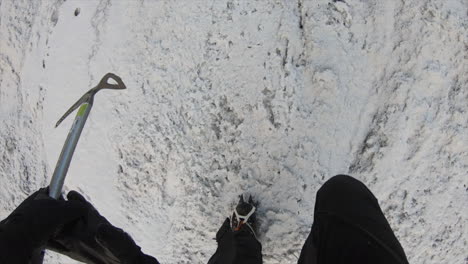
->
[94,72,127,91]
[55,73,126,127]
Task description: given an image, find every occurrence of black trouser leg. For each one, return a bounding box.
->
[208,218,262,264]
[298,175,409,264]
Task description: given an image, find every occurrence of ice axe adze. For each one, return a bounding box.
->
[31,73,126,264]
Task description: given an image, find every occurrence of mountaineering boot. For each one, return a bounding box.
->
[207,194,263,264]
[230,194,258,238]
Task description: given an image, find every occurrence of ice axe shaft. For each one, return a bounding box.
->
[48,102,91,199]
[48,73,126,199]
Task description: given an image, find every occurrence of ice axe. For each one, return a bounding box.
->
[31,73,126,264]
[48,72,126,198]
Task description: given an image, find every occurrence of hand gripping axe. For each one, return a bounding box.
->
[32,73,126,264]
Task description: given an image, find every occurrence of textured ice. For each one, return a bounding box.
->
[0,0,467,263]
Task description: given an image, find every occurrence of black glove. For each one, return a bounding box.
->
[0,188,87,264]
[47,191,159,264]
[96,224,160,264]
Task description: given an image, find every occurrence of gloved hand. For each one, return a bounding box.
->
[95,224,160,264]
[0,188,87,263]
[47,191,159,264]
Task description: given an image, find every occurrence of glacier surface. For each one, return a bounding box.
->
[0,0,466,263]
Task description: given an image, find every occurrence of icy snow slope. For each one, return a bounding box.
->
[1,0,467,263]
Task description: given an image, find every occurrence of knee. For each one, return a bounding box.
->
[316,174,370,202]
[327,174,356,184]
[321,174,360,191]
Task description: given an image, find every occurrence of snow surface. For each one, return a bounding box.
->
[0,0,467,263]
